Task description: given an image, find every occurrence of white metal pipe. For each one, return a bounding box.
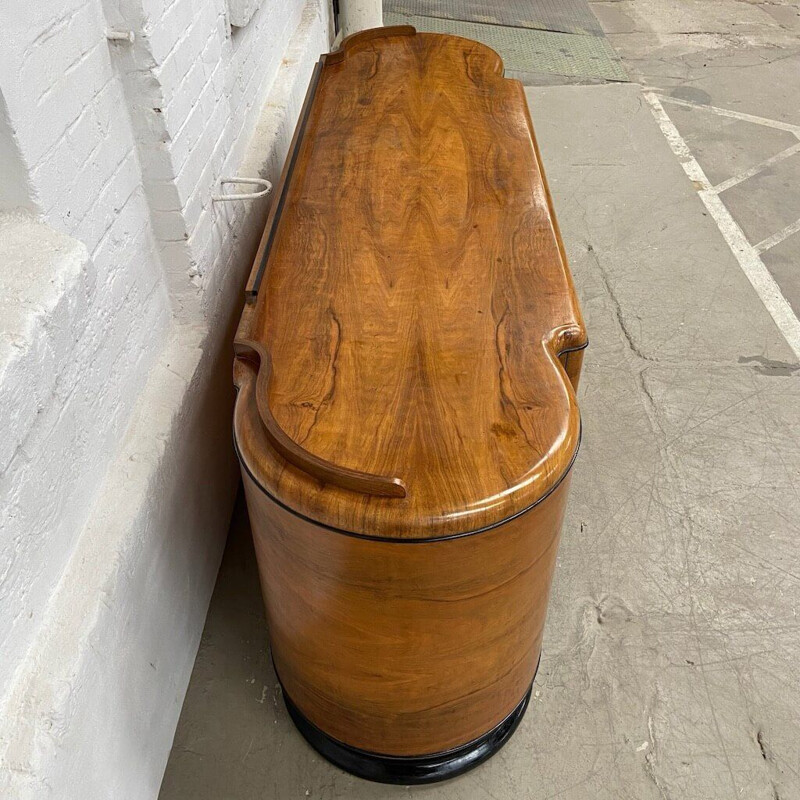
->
[339,0,382,38]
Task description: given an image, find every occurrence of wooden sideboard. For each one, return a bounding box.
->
[233,25,587,784]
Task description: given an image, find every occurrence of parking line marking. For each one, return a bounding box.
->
[644,91,800,362]
[653,93,800,136]
[755,218,800,254]
[712,142,800,195]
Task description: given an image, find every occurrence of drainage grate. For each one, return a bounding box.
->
[384,13,629,83]
[384,0,605,36]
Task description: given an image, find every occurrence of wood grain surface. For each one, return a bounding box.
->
[234,25,586,538]
[242,467,572,756]
[232,27,588,760]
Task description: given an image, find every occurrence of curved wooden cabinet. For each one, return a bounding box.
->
[233,26,587,784]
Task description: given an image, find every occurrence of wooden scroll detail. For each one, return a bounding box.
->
[548,323,589,393]
[325,25,417,64]
[234,339,408,499]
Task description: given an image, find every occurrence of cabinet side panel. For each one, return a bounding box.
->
[241,471,573,756]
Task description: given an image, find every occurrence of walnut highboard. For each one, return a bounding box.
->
[232,25,587,784]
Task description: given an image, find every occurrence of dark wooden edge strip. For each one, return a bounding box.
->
[245,58,325,302]
[234,339,407,498]
[557,342,589,354]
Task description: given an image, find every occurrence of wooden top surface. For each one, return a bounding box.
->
[233,27,587,539]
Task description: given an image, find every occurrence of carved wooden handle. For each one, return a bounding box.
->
[235,339,407,499]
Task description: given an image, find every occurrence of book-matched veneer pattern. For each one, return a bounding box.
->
[234,26,586,540]
[232,26,587,778]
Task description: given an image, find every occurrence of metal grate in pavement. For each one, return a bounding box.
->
[384,13,629,83]
[384,0,605,36]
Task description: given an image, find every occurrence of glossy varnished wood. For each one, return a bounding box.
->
[233,27,587,768]
[235,339,407,497]
[234,26,587,539]
[241,463,572,756]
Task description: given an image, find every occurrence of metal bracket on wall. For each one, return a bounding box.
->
[212,177,273,202]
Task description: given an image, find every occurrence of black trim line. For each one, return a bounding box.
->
[279,671,535,784]
[558,340,589,355]
[232,396,582,544]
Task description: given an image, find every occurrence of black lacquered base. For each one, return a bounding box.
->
[281,681,533,785]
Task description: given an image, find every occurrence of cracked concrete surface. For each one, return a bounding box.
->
[590,0,800,319]
[536,81,800,800]
[159,4,800,798]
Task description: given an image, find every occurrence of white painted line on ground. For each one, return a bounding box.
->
[713,142,800,194]
[644,92,800,362]
[755,217,800,254]
[653,93,800,136]
[644,95,711,188]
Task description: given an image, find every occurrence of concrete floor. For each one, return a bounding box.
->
[591,0,800,318]
[160,3,800,798]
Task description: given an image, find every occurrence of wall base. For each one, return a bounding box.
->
[0,4,330,798]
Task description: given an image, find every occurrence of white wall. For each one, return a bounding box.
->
[0,92,38,213]
[102,0,309,319]
[0,0,333,797]
[0,0,173,702]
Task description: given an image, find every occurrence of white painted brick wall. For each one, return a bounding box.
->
[104,0,310,318]
[0,0,333,795]
[0,0,172,701]
[0,92,37,213]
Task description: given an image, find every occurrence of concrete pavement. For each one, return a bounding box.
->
[159,4,800,798]
[593,0,800,321]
